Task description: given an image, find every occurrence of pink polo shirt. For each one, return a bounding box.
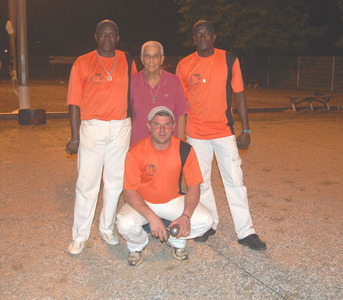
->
[130,68,188,145]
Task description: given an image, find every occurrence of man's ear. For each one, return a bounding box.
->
[147,122,151,133]
[212,34,217,43]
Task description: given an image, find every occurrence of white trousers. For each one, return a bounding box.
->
[72,118,131,242]
[116,195,213,252]
[187,135,255,239]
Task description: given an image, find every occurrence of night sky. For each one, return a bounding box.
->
[0,0,342,57]
[0,0,184,56]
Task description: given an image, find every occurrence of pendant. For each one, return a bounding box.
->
[152,96,156,103]
[203,78,206,83]
[107,75,112,81]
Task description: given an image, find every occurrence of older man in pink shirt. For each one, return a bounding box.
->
[130,41,188,145]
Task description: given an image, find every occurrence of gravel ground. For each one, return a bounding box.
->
[1,110,342,299]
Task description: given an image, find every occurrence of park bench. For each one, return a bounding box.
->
[245,79,258,89]
[49,56,77,74]
[285,93,332,111]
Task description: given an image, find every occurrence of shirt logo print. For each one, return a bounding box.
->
[90,73,103,84]
[143,164,156,176]
[190,73,201,85]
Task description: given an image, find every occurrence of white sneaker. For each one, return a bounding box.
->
[68,240,85,255]
[100,232,119,245]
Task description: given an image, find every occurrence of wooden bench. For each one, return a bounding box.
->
[49,56,77,74]
[245,79,258,89]
[285,95,332,111]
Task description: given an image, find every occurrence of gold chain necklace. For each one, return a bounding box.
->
[198,55,215,83]
[146,70,162,103]
[148,81,161,103]
[189,54,215,99]
[96,50,117,81]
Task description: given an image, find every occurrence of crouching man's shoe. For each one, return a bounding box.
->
[171,247,189,261]
[167,241,189,261]
[128,251,143,266]
[194,228,216,242]
[238,234,266,251]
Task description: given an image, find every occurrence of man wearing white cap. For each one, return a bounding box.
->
[116,106,213,266]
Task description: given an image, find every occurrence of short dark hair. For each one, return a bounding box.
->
[193,20,215,34]
[96,20,119,35]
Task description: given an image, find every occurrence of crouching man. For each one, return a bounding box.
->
[117,106,213,266]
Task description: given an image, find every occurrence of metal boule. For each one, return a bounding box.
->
[169,225,180,237]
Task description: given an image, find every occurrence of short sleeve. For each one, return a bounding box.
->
[231,58,244,93]
[67,60,84,106]
[123,151,141,191]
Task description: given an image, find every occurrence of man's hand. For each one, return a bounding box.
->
[149,216,170,242]
[236,132,251,150]
[65,139,79,155]
[169,214,191,238]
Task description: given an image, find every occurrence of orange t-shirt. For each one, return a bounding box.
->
[176,48,244,139]
[124,136,203,204]
[67,50,137,121]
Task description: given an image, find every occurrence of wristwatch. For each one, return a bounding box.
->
[242,129,251,134]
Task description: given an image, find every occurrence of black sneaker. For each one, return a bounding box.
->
[238,234,267,251]
[194,228,216,242]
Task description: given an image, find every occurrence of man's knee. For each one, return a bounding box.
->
[202,211,214,231]
[221,155,244,187]
[193,205,214,232]
[116,213,136,235]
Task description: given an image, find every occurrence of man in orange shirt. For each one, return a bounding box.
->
[176,20,266,251]
[65,20,137,255]
[116,106,213,266]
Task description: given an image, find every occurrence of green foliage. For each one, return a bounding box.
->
[336,0,343,49]
[174,0,325,55]
[338,0,343,12]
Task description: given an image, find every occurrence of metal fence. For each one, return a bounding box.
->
[240,56,343,91]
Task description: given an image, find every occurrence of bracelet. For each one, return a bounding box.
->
[69,139,80,143]
[182,213,191,220]
[242,129,251,134]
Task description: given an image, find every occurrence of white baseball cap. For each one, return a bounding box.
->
[147,106,174,121]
